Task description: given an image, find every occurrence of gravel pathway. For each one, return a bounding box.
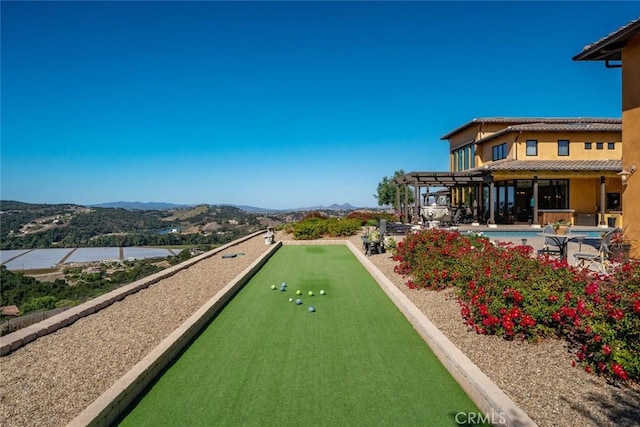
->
[1,231,638,427]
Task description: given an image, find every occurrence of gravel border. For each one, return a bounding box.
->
[1,231,639,427]
[0,235,272,427]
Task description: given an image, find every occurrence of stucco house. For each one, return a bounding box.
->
[394,117,623,227]
[573,17,640,256]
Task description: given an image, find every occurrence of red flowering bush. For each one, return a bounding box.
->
[393,229,640,382]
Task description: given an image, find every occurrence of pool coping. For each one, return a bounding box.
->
[68,238,537,427]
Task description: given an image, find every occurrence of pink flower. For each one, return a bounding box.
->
[585,282,599,296]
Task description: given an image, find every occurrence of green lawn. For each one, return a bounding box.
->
[119,245,485,426]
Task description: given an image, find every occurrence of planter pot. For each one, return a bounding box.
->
[554,226,569,235]
[610,243,632,262]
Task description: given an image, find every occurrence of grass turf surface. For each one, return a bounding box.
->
[119,245,485,426]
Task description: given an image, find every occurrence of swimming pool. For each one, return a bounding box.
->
[468,229,608,239]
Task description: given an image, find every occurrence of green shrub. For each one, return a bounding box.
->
[325,218,361,237]
[293,218,327,240]
[22,296,57,313]
[292,217,361,240]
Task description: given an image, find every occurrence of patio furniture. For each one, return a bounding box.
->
[386,221,413,235]
[362,219,387,255]
[538,224,562,258]
[538,225,586,260]
[573,228,619,273]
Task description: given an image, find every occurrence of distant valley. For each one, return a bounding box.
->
[90,201,360,212]
[0,200,371,251]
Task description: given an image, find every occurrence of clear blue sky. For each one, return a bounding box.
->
[1,1,637,209]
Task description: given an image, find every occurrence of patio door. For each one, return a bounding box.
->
[516,180,533,223]
[492,181,517,224]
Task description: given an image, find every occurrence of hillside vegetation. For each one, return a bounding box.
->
[0,201,262,249]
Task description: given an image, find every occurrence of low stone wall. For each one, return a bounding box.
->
[0,230,265,357]
[1,307,69,336]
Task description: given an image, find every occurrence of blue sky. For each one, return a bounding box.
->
[1,1,637,209]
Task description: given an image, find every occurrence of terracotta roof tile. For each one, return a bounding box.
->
[474,122,621,144]
[475,159,622,172]
[441,117,621,140]
[573,17,640,61]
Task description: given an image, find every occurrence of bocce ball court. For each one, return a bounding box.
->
[117,244,485,426]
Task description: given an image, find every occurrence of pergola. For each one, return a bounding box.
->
[393,159,622,225]
[392,170,491,224]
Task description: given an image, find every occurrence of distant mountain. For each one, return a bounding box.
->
[327,203,357,210]
[232,203,360,213]
[287,203,359,211]
[89,201,191,210]
[33,200,361,212]
[232,205,284,213]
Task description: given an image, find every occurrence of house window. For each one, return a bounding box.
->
[607,193,621,210]
[596,142,603,150]
[558,140,569,156]
[585,142,592,150]
[608,142,615,150]
[492,143,507,161]
[538,179,569,209]
[526,140,537,156]
[470,145,475,168]
[464,147,470,169]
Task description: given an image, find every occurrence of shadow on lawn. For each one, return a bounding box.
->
[559,379,640,427]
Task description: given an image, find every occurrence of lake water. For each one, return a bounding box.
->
[1,247,178,271]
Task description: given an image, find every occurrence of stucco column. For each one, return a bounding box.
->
[488,181,496,225]
[622,36,640,257]
[404,183,409,223]
[414,181,420,224]
[532,176,539,227]
[395,183,401,220]
[473,184,480,221]
[600,176,607,227]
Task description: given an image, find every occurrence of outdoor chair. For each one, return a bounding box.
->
[538,224,562,258]
[573,228,619,273]
[362,219,387,255]
[386,221,412,235]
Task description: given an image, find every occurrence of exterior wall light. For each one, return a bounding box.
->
[618,164,637,185]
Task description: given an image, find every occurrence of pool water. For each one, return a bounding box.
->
[470,229,608,239]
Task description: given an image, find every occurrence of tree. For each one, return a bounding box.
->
[375,170,414,208]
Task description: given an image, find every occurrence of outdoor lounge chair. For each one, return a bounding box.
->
[538,224,562,258]
[573,228,619,273]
